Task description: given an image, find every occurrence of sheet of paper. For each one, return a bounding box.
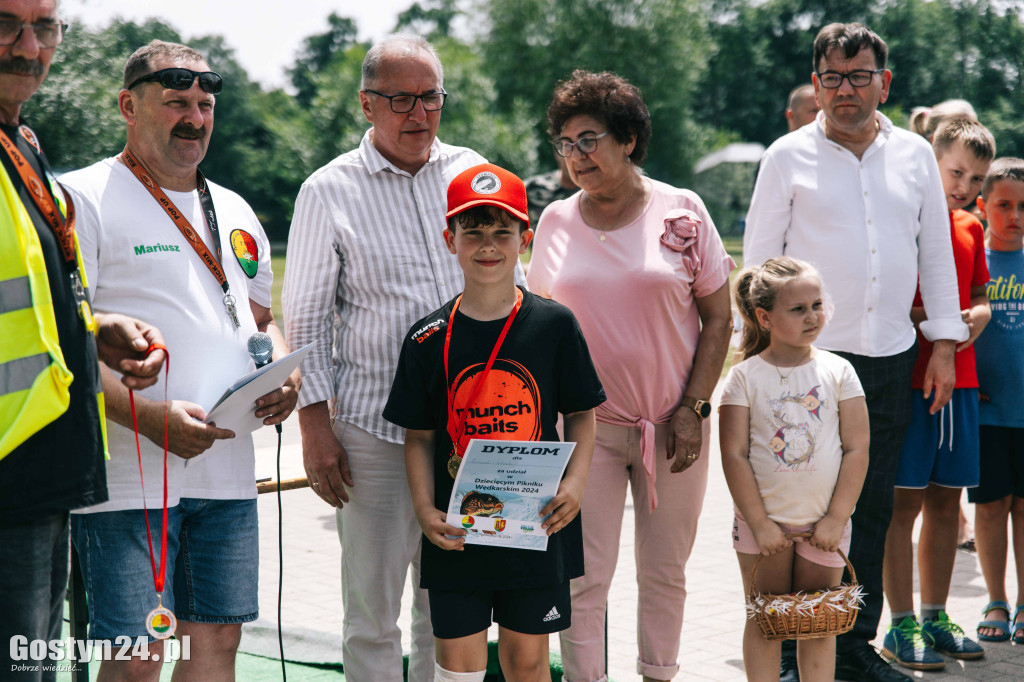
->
[202,343,314,435]
[446,439,575,551]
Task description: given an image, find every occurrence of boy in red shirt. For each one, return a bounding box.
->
[882,118,995,670]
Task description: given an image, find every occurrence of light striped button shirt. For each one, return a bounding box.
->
[284,131,521,444]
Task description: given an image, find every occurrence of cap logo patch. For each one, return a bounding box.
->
[471,171,500,195]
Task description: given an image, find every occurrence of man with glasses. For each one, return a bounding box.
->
[744,23,967,682]
[284,34,522,681]
[60,39,298,681]
[0,4,170,681]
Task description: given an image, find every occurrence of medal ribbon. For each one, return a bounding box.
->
[128,344,170,593]
[120,147,239,327]
[0,126,77,265]
[443,288,523,457]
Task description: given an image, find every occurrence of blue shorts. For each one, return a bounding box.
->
[71,498,258,641]
[968,426,1024,504]
[894,388,980,488]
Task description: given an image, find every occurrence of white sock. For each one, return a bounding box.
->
[434,661,486,682]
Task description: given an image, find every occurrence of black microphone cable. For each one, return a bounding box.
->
[276,424,286,682]
[246,330,287,679]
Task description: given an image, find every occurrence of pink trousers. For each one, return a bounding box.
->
[559,420,710,681]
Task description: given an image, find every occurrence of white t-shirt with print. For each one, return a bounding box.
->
[720,349,864,525]
[63,157,273,512]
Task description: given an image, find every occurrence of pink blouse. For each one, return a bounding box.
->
[527,179,734,508]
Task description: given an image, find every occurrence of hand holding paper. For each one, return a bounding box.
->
[446,439,576,551]
[203,343,312,435]
[254,366,301,426]
[540,474,586,536]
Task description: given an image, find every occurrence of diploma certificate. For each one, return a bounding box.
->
[446,439,575,551]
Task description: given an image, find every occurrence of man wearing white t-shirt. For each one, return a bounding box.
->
[63,40,299,681]
[745,23,968,682]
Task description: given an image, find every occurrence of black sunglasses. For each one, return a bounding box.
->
[127,68,223,95]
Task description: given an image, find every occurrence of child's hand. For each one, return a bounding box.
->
[751,519,791,556]
[541,476,585,536]
[416,506,466,551]
[809,515,846,553]
[957,307,983,352]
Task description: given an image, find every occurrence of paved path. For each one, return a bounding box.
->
[248,387,1022,680]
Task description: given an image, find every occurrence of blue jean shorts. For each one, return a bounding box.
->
[71,498,258,641]
[894,388,980,488]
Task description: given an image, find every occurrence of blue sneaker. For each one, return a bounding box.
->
[923,611,985,659]
[881,616,946,671]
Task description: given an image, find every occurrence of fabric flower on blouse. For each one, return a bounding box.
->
[661,209,702,273]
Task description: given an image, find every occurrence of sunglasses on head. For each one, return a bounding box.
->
[127,68,223,94]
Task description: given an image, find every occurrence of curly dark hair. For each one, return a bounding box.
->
[546,70,651,165]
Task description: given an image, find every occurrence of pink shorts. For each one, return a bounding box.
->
[732,512,851,569]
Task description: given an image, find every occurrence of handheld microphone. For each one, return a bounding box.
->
[247,332,281,434]
[247,332,274,368]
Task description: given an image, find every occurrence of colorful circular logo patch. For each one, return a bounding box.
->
[230,229,259,278]
[461,516,475,528]
[146,605,177,640]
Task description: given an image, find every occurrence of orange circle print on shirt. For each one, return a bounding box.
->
[450,358,541,454]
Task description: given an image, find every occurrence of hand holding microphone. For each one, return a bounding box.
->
[248,332,301,432]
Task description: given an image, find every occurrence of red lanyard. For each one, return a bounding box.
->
[0,126,77,265]
[119,147,240,328]
[443,288,523,458]
[128,344,170,593]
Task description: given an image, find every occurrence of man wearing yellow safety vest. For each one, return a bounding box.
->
[0,2,166,679]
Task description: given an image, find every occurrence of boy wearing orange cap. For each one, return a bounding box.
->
[384,164,604,681]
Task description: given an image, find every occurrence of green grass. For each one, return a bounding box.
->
[722,234,743,270]
[271,252,286,328]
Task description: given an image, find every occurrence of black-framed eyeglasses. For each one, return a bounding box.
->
[0,19,67,49]
[363,88,447,113]
[127,68,223,95]
[552,132,609,158]
[816,69,884,89]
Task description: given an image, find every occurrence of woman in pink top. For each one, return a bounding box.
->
[527,70,734,682]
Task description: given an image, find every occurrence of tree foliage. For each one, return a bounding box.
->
[697,0,1024,159]
[19,0,1024,241]
[477,0,714,186]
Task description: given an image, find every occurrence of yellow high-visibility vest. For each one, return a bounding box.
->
[0,162,105,460]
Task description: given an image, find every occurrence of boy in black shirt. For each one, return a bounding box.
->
[384,164,604,681]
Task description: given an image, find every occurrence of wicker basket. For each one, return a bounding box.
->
[746,532,863,641]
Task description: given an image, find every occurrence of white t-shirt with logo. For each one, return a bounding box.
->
[720,349,864,525]
[63,157,273,512]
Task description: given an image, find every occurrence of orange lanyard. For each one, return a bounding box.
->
[120,147,240,328]
[443,288,523,458]
[0,125,95,330]
[0,125,76,264]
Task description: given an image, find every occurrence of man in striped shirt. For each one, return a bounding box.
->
[283,35,518,681]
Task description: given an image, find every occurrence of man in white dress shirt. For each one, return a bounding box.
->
[744,22,968,682]
[283,35,525,681]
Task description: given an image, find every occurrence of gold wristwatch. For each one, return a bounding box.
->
[681,395,711,421]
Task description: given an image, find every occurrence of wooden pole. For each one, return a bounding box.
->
[256,477,310,494]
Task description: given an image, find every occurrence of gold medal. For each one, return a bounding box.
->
[448,454,462,479]
[145,597,176,640]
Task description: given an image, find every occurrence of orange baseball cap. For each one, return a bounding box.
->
[446,164,530,229]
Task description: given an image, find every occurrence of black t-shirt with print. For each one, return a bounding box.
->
[384,288,605,591]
